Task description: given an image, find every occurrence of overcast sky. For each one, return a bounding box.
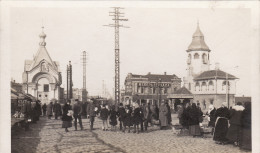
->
[9,7,252,97]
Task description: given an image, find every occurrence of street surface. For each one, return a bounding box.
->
[12,114,250,153]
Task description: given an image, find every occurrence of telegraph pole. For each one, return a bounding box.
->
[104,7,129,105]
[67,61,73,100]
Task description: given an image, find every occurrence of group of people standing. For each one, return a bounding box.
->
[98,100,172,134]
[177,101,251,151]
[213,102,251,151]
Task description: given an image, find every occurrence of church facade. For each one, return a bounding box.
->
[22,28,62,104]
[183,23,238,109]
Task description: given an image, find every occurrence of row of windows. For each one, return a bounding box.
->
[187,53,209,64]
[193,81,230,91]
[136,87,177,94]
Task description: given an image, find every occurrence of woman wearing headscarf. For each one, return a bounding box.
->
[159,101,168,130]
[213,102,230,144]
[177,105,184,125]
[226,102,245,146]
[240,102,251,151]
[46,102,53,119]
[124,105,133,133]
[188,103,203,137]
[62,100,73,132]
[181,103,190,129]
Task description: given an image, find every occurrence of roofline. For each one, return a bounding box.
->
[194,77,238,81]
[186,49,211,52]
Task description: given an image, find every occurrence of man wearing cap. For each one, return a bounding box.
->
[73,99,83,131]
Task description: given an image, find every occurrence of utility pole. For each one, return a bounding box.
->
[104,7,129,105]
[82,51,88,102]
[67,61,73,100]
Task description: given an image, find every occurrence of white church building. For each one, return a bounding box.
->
[183,23,238,109]
[22,28,62,104]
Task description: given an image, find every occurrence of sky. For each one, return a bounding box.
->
[9,7,252,97]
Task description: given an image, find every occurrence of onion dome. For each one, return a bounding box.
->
[187,23,210,52]
[39,26,47,47]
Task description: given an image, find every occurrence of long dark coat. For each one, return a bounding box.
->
[133,107,142,125]
[188,105,203,126]
[109,110,118,126]
[62,104,72,122]
[118,106,126,122]
[226,105,244,143]
[53,103,62,116]
[181,106,190,128]
[208,108,216,127]
[213,107,230,142]
[143,105,151,121]
[240,103,251,150]
[159,104,168,127]
[166,104,172,124]
[46,103,53,116]
[124,107,133,127]
[100,107,109,120]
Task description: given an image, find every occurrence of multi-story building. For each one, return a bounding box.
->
[123,72,182,105]
[183,23,238,109]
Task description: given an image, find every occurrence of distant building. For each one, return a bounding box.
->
[123,72,182,106]
[235,96,251,106]
[11,80,23,93]
[183,23,238,109]
[22,28,62,104]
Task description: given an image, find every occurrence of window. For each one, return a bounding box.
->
[187,54,191,64]
[222,81,230,90]
[194,53,199,59]
[202,53,207,64]
[208,81,214,91]
[44,84,49,92]
[195,82,200,91]
[201,82,207,91]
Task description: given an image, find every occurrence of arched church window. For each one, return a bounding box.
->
[195,82,200,91]
[201,82,207,91]
[187,54,191,64]
[208,81,214,91]
[41,62,49,72]
[202,53,207,64]
[194,53,199,59]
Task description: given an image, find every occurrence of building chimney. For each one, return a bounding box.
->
[14,80,15,83]
[164,72,167,75]
[147,72,151,75]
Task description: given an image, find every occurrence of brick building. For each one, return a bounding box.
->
[123,72,181,106]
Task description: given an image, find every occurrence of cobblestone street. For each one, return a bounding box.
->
[12,115,251,153]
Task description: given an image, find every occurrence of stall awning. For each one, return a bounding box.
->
[11,93,18,99]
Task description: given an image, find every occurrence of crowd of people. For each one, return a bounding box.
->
[15,97,251,151]
[177,101,251,151]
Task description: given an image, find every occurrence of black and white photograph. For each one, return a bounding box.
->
[0,1,259,153]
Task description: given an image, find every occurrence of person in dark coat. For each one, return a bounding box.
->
[123,105,133,133]
[22,98,32,131]
[42,103,47,116]
[143,102,151,132]
[181,103,191,129]
[118,103,126,131]
[47,102,53,119]
[73,99,83,131]
[87,100,97,131]
[213,102,230,144]
[62,100,73,132]
[240,102,251,151]
[35,100,42,121]
[159,101,168,130]
[109,105,119,131]
[188,103,203,137]
[165,101,172,126]
[206,104,216,127]
[100,104,109,131]
[31,101,37,123]
[53,101,62,120]
[226,102,245,146]
[133,103,142,134]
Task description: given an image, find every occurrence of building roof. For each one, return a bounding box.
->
[173,86,192,95]
[194,69,238,81]
[187,23,210,52]
[235,97,251,103]
[128,73,181,82]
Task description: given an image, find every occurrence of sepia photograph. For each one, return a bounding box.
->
[0,1,259,153]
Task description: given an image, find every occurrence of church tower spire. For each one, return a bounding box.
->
[39,26,46,47]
